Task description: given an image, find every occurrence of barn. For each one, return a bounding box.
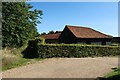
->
[41,25,113,45]
[41,32,61,43]
[112,37,120,44]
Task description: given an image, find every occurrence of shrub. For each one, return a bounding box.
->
[28,37,45,47]
[22,37,45,58]
[35,37,45,45]
[37,44,120,58]
[24,39,120,58]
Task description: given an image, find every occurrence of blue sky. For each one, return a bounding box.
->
[29,2,118,37]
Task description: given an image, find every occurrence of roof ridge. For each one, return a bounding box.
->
[66,25,90,29]
[47,32,62,35]
[40,32,61,36]
[65,25,112,38]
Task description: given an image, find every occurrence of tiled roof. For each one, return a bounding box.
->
[66,25,112,38]
[41,32,61,39]
[41,25,112,40]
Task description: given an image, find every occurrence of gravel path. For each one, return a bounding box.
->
[2,57,118,78]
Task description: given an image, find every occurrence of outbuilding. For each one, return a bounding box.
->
[41,25,112,45]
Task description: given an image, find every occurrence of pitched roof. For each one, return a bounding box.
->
[41,32,61,39]
[66,25,112,38]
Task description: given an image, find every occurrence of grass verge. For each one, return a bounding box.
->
[2,47,44,71]
[2,58,29,71]
[2,57,44,71]
[104,68,120,80]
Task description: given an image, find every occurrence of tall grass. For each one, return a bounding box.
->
[2,48,20,67]
[2,45,44,71]
[2,46,29,70]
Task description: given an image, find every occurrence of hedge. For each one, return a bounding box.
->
[23,38,120,58]
[36,44,120,58]
[22,37,45,58]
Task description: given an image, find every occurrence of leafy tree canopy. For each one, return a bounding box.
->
[40,32,47,35]
[2,2,43,47]
[48,30,55,34]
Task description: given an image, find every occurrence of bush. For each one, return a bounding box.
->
[35,37,45,45]
[22,37,45,58]
[24,39,120,58]
[28,37,45,46]
[36,44,120,58]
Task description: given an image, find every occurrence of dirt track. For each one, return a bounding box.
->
[2,57,118,78]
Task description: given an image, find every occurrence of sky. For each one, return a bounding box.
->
[27,0,119,2]
[28,2,118,37]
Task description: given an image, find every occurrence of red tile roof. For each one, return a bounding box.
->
[41,32,61,39]
[41,25,112,40]
[66,25,112,38]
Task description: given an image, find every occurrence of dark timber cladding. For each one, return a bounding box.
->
[112,37,120,44]
[41,25,112,45]
[59,25,112,45]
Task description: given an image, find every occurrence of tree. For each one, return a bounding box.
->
[55,31,62,33]
[40,32,47,35]
[48,30,55,34]
[2,2,43,47]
